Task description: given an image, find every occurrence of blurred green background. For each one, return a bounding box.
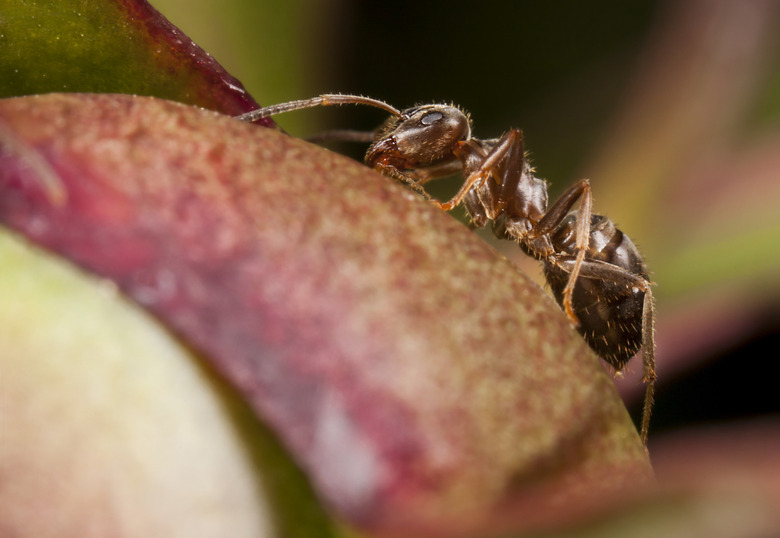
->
[3,0,780,439]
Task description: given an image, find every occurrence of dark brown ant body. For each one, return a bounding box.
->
[238,95,656,443]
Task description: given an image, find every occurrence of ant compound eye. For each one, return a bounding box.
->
[421,111,444,125]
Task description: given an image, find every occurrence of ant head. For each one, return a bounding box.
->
[366,104,471,170]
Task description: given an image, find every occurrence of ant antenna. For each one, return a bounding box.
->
[236,94,403,123]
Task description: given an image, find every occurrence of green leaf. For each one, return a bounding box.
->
[0,0,266,119]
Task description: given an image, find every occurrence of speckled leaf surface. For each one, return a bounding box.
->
[0,93,652,537]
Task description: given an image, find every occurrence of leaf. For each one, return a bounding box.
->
[0,230,337,538]
[0,93,652,536]
[0,0,269,123]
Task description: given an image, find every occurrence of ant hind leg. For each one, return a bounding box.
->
[527,179,593,325]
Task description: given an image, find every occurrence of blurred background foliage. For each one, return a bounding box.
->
[150,0,780,439]
[2,0,778,442]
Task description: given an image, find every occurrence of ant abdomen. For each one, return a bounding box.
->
[543,214,649,370]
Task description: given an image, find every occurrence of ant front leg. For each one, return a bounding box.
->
[527,179,593,324]
[431,129,524,212]
[371,163,434,200]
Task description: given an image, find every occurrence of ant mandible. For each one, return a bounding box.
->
[237,95,656,444]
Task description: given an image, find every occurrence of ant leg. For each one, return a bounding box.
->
[405,159,467,186]
[431,170,487,211]
[373,163,433,200]
[550,256,652,296]
[639,286,656,444]
[433,129,523,212]
[529,180,593,323]
[550,256,656,443]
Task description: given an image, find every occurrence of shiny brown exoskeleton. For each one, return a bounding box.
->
[238,95,656,443]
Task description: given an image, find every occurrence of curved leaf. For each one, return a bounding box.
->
[0,0,269,123]
[0,230,336,537]
[0,93,652,536]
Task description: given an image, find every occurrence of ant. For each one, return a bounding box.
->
[237,95,656,444]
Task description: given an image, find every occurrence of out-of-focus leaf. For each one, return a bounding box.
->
[0,0,269,123]
[0,230,336,538]
[0,93,653,536]
[545,421,780,538]
[150,0,333,134]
